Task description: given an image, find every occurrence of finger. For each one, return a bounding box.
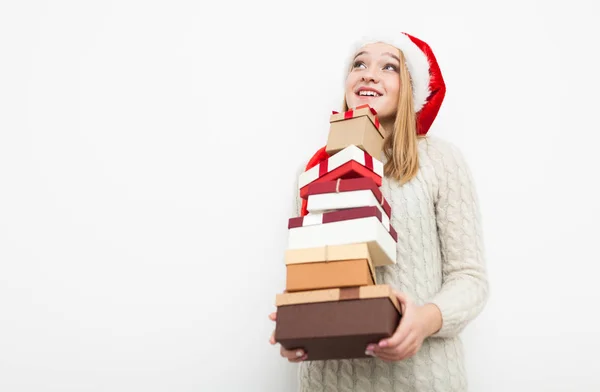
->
[387,333,416,358]
[283,349,308,362]
[288,354,308,363]
[282,350,308,362]
[377,292,412,349]
[368,350,397,362]
[281,347,306,360]
[269,311,277,345]
[393,339,421,361]
[372,342,417,363]
[374,341,406,356]
[392,290,410,313]
[396,343,418,361]
[378,312,412,349]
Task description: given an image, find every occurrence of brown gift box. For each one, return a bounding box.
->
[326,104,386,160]
[284,243,377,292]
[274,285,402,361]
[286,259,373,292]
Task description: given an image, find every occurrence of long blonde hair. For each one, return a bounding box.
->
[343,48,424,185]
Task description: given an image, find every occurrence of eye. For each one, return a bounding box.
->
[352,61,366,69]
[383,63,399,72]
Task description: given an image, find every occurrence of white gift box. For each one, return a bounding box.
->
[307,189,387,217]
[287,215,397,266]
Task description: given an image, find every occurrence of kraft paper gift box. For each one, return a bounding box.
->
[305,177,392,218]
[287,206,398,267]
[326,104,386,160]
[274,285,402,361]
[284,243,377,292]
[298,144,383,199]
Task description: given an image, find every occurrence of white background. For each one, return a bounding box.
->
[1,1,599,391]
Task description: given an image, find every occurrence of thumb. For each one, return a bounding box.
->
[392,290,410,314]
[378,291,413,348]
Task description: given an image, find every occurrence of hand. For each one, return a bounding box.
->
[268,311,308,362]
[365,291,442,362]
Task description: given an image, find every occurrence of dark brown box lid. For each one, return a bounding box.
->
[275,293,401,360]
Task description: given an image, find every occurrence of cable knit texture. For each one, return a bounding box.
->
[291,136,489,392]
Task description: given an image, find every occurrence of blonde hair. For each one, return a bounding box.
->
[343,48,424,185]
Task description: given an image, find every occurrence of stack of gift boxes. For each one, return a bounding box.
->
[274,104,403,361]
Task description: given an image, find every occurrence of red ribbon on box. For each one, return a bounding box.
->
[306,177,392,218]
[288,205,398,242]
[314,149,375,179]
[332,104,380,130]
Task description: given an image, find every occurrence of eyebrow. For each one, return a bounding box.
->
[384,52,401,63]
[353,51,401,64]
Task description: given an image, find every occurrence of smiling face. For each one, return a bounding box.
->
[344,42,401,122]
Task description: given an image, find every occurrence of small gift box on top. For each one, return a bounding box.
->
[326,104,386,161]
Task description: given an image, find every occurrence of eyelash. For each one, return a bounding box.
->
[384,64,398,72]
[352,61,365,69]
[352,61,398,72]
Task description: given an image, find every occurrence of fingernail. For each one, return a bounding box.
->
[365,350,374,356]
[379,340,388,347]
[296,350,303,357]
[366,344,376,351]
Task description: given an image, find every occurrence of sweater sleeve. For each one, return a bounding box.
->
[426,139,489,339]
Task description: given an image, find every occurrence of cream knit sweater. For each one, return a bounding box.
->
[292,135,489,392]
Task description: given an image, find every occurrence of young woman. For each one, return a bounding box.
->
[269,32,489,392]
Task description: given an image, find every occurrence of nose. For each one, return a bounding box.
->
[361,68,379,83]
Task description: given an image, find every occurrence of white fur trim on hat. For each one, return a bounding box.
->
[349,33,431,113]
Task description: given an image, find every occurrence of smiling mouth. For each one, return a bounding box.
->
[356,90,382,97]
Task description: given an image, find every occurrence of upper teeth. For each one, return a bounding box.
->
[359,90,380,97]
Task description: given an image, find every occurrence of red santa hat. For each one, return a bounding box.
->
[299,32,446,216]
